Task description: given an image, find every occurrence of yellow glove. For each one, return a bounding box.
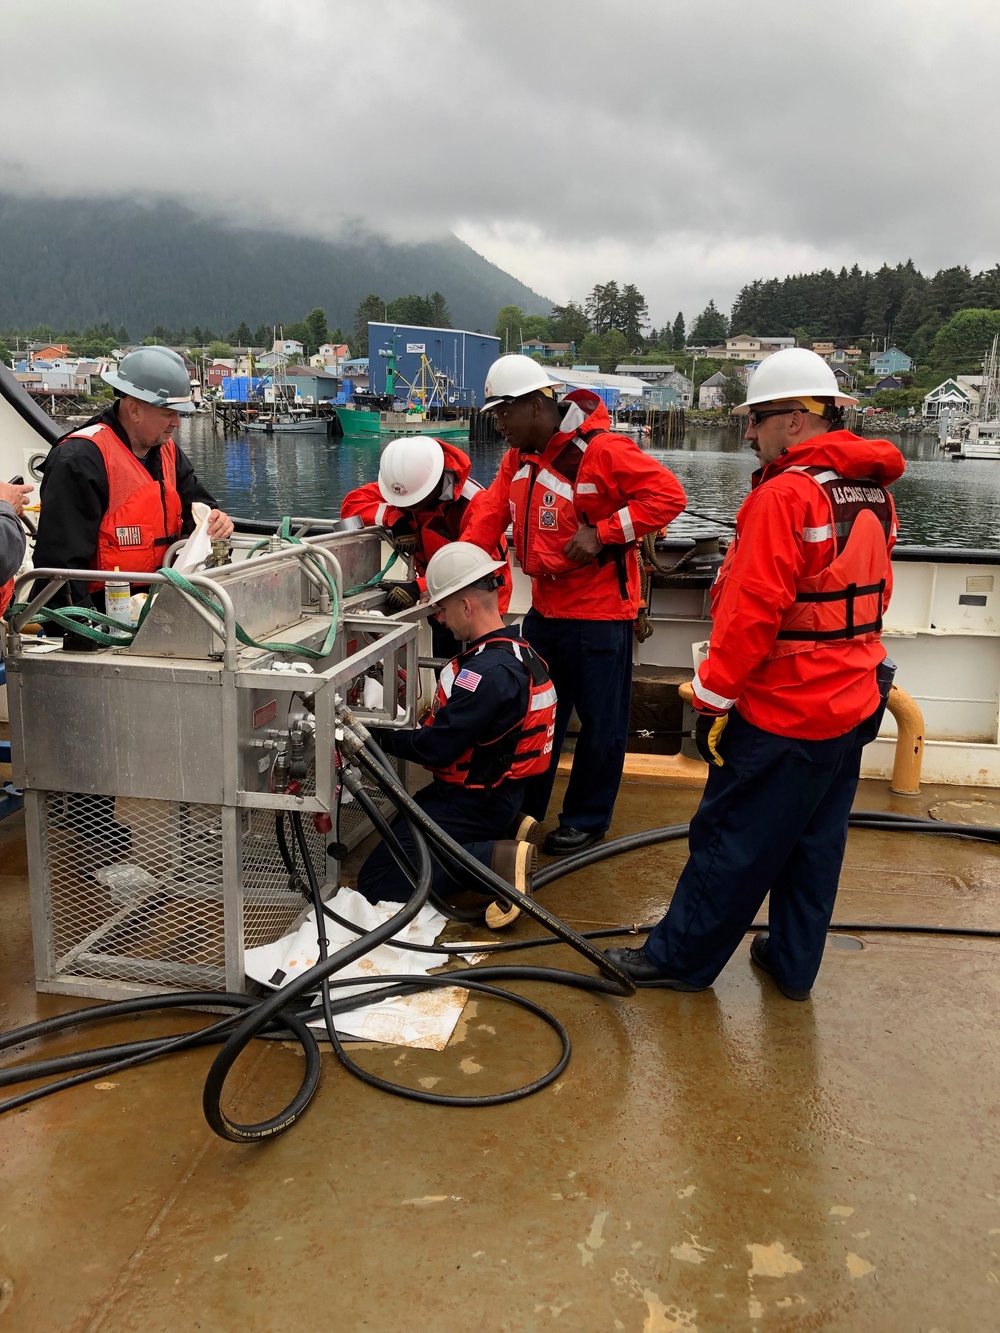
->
[695,712,728,767]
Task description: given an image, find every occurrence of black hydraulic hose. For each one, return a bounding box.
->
[290,808,574,1108]
[347,727,635,996]
[0,993,308,1116]
[202,809,434,1141]
[5,778,999,1136]
[346,775,487,923]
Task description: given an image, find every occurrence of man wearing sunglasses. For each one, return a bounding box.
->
[606,347,905,1001]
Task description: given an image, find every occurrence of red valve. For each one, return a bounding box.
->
[313,812,333,834]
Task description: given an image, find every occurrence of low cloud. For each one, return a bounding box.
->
[2,0,996,323]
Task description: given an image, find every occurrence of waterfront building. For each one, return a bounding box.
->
[367,322,500,407]
[922,376,982,418]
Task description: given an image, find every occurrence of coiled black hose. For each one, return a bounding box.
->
[3,760,1000,1139]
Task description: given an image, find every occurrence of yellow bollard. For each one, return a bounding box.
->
[886,684,924,796]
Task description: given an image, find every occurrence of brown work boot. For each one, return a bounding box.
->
[506,812,544,848]
[486,839,536,929]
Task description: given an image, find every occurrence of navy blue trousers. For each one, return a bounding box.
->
[520,609,633,834]
[356,779,521,905]
[644,704,885,993]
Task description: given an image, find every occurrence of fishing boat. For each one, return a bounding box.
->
[336,402,472,444]
[1,362,999,1329]
[245,408,330,435]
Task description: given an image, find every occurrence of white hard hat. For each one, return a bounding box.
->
[733,347,858,414]
[425,543,505,604]
[377,437,445,506]
[482,354,560,411]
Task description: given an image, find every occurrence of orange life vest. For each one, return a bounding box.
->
[767,466,893,661]
[508,429,632,598]
[0,579,13,619]
[70,423,183,590]
[425,636,557,789]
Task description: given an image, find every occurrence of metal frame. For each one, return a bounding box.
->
[12,539,419,1000]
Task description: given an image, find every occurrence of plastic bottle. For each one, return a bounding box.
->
[105,567,133,626]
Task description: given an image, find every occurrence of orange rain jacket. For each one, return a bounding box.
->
[692,430,905,739]
[461,391,686,620]
[341,439,511,612]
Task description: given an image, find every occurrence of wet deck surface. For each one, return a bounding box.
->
[3,775,1000,1331]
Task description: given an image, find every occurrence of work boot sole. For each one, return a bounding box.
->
[509,814,544,849]
[486,841,536,929]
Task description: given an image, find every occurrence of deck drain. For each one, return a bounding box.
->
[826,934,864,951]
[928,799,1000,827]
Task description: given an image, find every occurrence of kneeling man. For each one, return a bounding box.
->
[357,542,557,928]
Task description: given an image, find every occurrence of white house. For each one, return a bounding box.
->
[699,371,728,410]
[922,376,982,419]
[722,334,795,361]
[272,338,304,358]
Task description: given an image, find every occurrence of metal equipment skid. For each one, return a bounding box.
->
[5,526,419,1001]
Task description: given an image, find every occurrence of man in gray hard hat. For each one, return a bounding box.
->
[356,542,557,929]
[33,345,233,617]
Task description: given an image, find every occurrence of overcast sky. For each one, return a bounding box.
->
[2,0,998,328]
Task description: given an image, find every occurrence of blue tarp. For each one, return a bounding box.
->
[221,376,265,402]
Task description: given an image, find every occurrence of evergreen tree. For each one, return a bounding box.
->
[690,300,728,344]
[230,320,253,347]
[115,324,129,345]
[385,294,433,325]
[427,291,452,327]
[253,323,270,348]
[585,281,621,335]
[549,301,589,345]
[618,284,649,352]
[303,307,329,354]
[353,294,384,356]
[671,312,686,350]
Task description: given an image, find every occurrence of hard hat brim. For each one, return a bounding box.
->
[428,557,506,604]
[732,390,859,415]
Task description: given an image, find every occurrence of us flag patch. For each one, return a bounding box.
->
[115,525,142,547]
[454,669,482,692]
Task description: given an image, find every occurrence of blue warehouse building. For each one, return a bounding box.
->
[367,322,501,408]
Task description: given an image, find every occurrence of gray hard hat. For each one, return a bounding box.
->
[102,346,196,413]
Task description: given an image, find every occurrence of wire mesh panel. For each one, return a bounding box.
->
[39,792,312,995]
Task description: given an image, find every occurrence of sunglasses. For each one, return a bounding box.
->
[746,407,803,428]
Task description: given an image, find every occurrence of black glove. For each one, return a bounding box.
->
[383,581,420,612]
[695,711,728,767]
[388,526,418,557]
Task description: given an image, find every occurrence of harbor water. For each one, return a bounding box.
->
[176,418,1000,549]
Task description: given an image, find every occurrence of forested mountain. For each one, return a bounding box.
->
[0,193,550,336]
[729,261,1000,362]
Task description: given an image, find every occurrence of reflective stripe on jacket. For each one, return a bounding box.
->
[341,441,512,612]
[69,423,183,588]
[767,465,893,660]
[693,430,904,740]
[425,636,557,788]
[461,391,687,620]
